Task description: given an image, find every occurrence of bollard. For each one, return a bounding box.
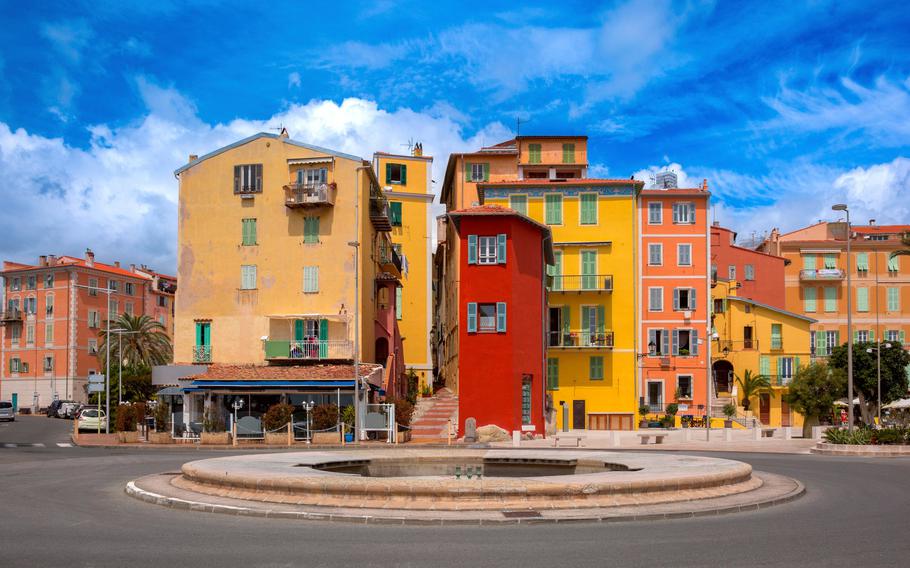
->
[784,426,792,440]
[73,418,79,443]
[610,431,621,447]
[724,428,733,442]
[684,428,692,442]
[752,428,761,441]
[512,431,520,448]
[287,421,292,446]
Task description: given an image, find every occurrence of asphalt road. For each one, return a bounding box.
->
[2,416,910,568]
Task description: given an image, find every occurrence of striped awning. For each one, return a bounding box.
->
[288,157,334,166]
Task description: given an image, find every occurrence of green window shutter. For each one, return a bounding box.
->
[888,254,899,271]
[304,217,319,243]
[385,163,392,184]
[547,358,559,390]
[396,287,402,320]
[856,252,868,271]
[497,234,507,264]
[294,320,304,341]
[857,287,869,312]
[303,267,319,293]
[900,330,905,344]
[580,194,596,224]
[400,165,407,185]
[483,163,490,182]
[389,202,402,226]
[318,319,328,358]
[467,235,478,264]
[509,195,527,215]
[776,357,782,381]
[496,302,507,332]
[581,251,596,289]
[771,324,782,349]
[760,355,770,376]
[805,287,817,312]
[795,356,801,372]
[561,306,570,335]
[590,356,603,380]
[581,307,590,335]
[529,144,541,164]
[464,162,472,182]
[824,287,837,311]
[803,254,816,270]
[596,305,605,334]
[467,302,477,333]
[870,329,875,341]
[545,194,562,224]
[815,331,825,356]
[888,287,899,311]
[562,143,575,164]
[824,254,837,269]
[241,219,250,245]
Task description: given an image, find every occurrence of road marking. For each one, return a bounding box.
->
[2,443,15,448]
[1,443,47,448]
[57,443,73,447]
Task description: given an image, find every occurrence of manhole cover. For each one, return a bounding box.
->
[502,510,542,519]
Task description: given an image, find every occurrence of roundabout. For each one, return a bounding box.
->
[127,449,804,524]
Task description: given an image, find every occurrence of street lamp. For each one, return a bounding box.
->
[866,343,892,426]
[832,203,854,431]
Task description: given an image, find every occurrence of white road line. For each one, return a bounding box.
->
[31,443,45,447]
[56,443,73,447]
[2,443,15,448]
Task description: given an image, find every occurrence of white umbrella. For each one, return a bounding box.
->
[884,398,910,409]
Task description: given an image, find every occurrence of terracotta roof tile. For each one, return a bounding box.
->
[479,178,643,186]
[187,363,383,381]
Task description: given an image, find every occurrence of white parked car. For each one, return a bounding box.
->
[0,401,14,421]
[77,408,107,431]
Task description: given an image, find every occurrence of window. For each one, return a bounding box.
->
[856,252,869,273]
[234,164,263,193]
[478,303,497,332]
[888,254,899,273]
[816,330,839,357]
[824,287,837,312]
[10,324,20,343]
[124,282,134,296]
[771,324,782,350]
[744,264,754,281]
[589,356,604,380]
[26,323,35,345]
[467,302,506,333]
[673,329,698,356]
[856,330,869,343]
[125,302,134,316]
[242,218,258,245]
[478,236,498,264]
[580,305,605,346]
[869,234,888,241]
[887,287,900,311]
[108,280,119,292]
[580,193,597,225]
[395,287,403,320]
[647,381,663,412]
[158,296,167,308]
[648,202,662,224]
[27,275,37,290]
[545,194,562,225]
[528,143,541,164]
[389,202,402,227]
[11,277,20,291]
[385,163,406,185]
[88,339,98,355]
[547,358,559,390]
[805,287,817,312]
[580,250,597,289]
[303,216,319,243]
[713,298,725,313]
[9,358,21,373]
[469,234,506,265]
[823,254,837,270]
[469,163,489,182]
[677,244,692,267]
[46,295,54,315]
[88,278,98,296]
[648,287,663,311]
[44,274,54,289]
[110,300,118,316]
[194,321,212,363]
[521,377,532,425]
[677,375,693,399]
[779,357,794,382]
[562,143,575,163]
[648,243,663,266]
[240,265,257,290]
[303,266,319,293]
[857,287,869,312]
[297,167,327,185]
[43,356,53,373]
[509,194,527,215]
[158,315,166,326]
[673,287,697,310]
[728,265,736,280]
[45,322,53,344]
[648,328,670,355]
[88,310,99,328]
[672,202,695,224]
[26,297,37,314]
[549,250,563,290]
[886,330,902,343]
[810,331,816,356]
[803,254,816,270]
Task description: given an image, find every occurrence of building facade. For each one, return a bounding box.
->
[374,148,434,392]
[638,185,711,420]
[711,223,786,309]
[1,252,175,410]
[449,205,552,436]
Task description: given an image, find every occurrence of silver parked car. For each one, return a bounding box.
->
[0,401,14,421]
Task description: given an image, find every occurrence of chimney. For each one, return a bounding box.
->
[130,263,136,273]
[85,248,94,267]
[702,179,709,191]
[189,154,198,163]
[38,255,47,267]
[114,261,121,268]
[869,219,876,226]
[712,221,720,227]
[48,255,57,266]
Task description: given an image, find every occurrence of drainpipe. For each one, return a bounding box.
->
[632,185,640,429]
[705,196,712,440]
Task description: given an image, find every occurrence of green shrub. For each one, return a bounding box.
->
[722,403,737,418]
[340,405,356,432]
[659,414,674,428]
[153,400,170,432]
[872,427,910,445]
[311,404,338,430]
[823,428,873,445]
[262,403,295,431]
[202,408,225,432]
[666,403,679,416]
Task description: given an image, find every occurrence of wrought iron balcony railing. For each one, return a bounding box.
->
[548,330,614,348]
[264,339,353,360]
[284,182,336,208]
[192,345,212,364]
[548,274,613,292]
[799,268,845,281]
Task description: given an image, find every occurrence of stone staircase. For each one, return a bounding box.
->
[409,389,458,442]
[712,396,760,428]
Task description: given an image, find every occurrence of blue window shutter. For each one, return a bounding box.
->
[467,303,477,333]
[496,302,507,332]
[673,289,680,310]
[672,329,679,355]
[690,288,697,309]
[467,235,477,264]
[662,329,670,355]
[497,234,507,264]
[691,329,698,355]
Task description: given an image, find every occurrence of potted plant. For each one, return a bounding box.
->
[390,398,414,443]
[665,403,679,429]
[263,403,295,445]
[722,403,737,429]
[311,403,340,444]
[149,400,172,444]
[638,404,650,428]
[678,348,690,356]
[115,404,140,443]
[341,405,356,443]
[200,409,229,445]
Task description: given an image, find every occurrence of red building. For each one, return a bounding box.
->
[711,223,787,309]
[449,206,553,437]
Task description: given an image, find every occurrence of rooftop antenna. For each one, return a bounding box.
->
[516,116,528,137]
[271,123,288,137]
[401,138,416,154]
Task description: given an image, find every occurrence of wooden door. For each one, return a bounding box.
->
[781,400,791,427]
[572,400,586,430]
[743,326,753,349]
[759,394,771,424]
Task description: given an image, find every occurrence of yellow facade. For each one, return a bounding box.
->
[174,132,395,368]
[711,279,814,428]
[374,151,434,390]
[485,179,640,430]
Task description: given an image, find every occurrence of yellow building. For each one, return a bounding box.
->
[163,131,405,432]
[373,148,434,392]
[711,279,814,427]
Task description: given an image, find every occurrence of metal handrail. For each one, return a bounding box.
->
[548,274,613,292]
[547,330,614,348]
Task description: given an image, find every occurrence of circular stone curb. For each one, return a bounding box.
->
[811,442,910,457]
[125,471,804,526]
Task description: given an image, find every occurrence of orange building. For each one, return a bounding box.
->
[761,221,910,358]
[638,181,711,418]
[1,250,175,411]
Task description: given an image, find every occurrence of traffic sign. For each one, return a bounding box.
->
[88,374,105,384]
[88,383,104,393]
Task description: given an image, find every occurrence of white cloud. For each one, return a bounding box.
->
[288,72,301,89]
[0,81,512,271]
[41,19,94,64]
[632,162,698,189]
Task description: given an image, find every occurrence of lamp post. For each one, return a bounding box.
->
[109,328,140,405]
[866,343,892,426]
[832,204,854,431]
[73,282,113,434]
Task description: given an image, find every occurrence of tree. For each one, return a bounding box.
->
[829,340,910,425]
[784,362,846,437]
[735,369,771,412]
[97,314,172,371]
[889,232,910,261]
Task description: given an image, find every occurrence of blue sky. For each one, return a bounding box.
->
[1,0,909,271]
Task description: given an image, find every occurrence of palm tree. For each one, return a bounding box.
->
[889,232,910,261]
[735,369,772,412]
[98,314,172,370]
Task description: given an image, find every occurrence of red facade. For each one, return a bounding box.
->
[711,224,787,309]
[450,206,551,437]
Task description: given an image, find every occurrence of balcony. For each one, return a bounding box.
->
[370,197,392,232]
[0,309,22,324]
[549,274,613,293]
[264,339,353,361]
[548,330,614,349]
[799,268,845,281]
[378,246,403,276]
[284,182,336,208]
[193,345,212,364]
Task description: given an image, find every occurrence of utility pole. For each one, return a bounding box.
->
[833,204,853,431]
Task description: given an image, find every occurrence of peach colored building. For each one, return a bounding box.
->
[1,250,175,410]
[638,184,711,420]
